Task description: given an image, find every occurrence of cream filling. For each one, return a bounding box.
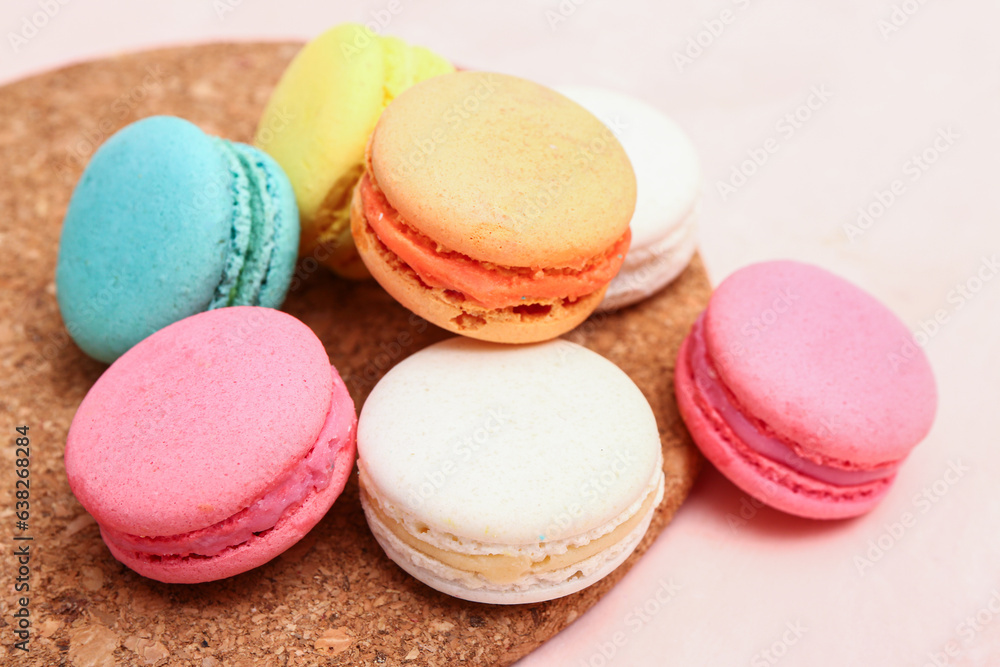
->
[362,484,660,585]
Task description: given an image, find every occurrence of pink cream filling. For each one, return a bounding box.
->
[103,395,354,559]
[689,316,900,487]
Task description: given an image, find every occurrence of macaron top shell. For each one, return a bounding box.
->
[56,116,300,363]
[554,85,700,252]
[358,337,661,545]
[56,116,232,362]
[65,307,333,537]
[704,260,937,465]
[369,72,636,268]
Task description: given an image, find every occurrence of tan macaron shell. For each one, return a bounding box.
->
[368,71,637,269]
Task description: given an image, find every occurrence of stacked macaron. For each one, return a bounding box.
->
[356,338,665,603]
[351,71,637,343]
[65,307,357,583]
[675,261,937,519]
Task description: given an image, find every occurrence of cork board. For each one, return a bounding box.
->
[0,43,711,667]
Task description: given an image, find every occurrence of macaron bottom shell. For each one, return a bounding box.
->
[359,476,664,605]
[350,187,607,343]
[674,322,893,520]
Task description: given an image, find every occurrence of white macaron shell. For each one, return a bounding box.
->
[555,85,701,253]
[358,338,661,548]
[600,206,699,311]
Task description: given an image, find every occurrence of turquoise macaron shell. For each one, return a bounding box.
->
[56,116,299,363]
[222,142,299,309]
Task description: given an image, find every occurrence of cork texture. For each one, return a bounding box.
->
[0,43,711,667]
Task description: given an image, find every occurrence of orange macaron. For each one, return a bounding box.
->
[351,71,636,343]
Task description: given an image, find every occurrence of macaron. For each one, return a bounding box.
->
[674,261,937,519]
[357,337,664,604]
[255,23,453,278]
[555,85,700,311]
[64,306,357,583]
[56,115,299,363]
[351,71,637,344]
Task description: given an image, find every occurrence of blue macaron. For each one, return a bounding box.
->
[56,116,300,363]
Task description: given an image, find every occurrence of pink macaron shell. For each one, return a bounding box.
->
[105,373,358,584]
[66,307,334,537]
[703,260,936,468]
[675,333,892,519]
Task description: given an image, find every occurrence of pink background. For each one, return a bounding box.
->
[3,0,998,664]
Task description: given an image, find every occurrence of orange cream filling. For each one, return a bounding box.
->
[359,174,630,310]
[364,486,657,585]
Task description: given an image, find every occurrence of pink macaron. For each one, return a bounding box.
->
[65,306,357,583]
[675,260,937,519]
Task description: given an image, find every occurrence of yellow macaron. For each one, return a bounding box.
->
[255,24,453,278]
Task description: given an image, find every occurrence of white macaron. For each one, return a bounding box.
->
[357,337,664,604]
[556,85,701,311]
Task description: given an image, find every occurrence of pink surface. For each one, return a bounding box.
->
[703,260,936,466]
[66,306,359,583]
[676,317,894,520]
[10,1,998,663]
